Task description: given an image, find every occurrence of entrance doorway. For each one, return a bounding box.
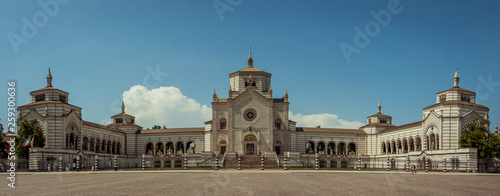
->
[220,146,226,155]
[246,144,255,155]
[275,146,281,155]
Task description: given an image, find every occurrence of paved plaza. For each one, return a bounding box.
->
[2,170,500,195]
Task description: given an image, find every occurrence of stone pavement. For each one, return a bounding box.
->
[2,170,499,195]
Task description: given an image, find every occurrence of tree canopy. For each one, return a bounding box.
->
[460,119,500,159]
[152,125,162,129]
[15,119,46,158]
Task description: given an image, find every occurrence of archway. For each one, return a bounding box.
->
[145,143,153,155]
[327,142,335,155]
[409,138,414,152]
[317,141,326,155]
[306,141,315,154]
[403,139,408,153]
[330,159,337,168]
[186,141,195,154]
[274,140,282,155]
[219,140,227,155]
[382,142,386,155]
[176,142,184,154]
[243,134,257,155]
[156,142,164,155]
[82,137,88,151]
[338,142,346,155]
[166,142,174,154]
[348,142,356,155]
[416,137,421,151]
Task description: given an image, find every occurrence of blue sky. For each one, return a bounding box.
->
[1,0,499,131]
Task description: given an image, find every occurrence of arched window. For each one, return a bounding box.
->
[176,142,184,154]
[327,142,335,155]
[382,142,386,154]
[219,118,227,130]
[338,142,346,155]
[166,142,174,154]
[186,141,195,154]
[274,118,282,130]
[409,138,414,152]
[101,140,106,153]
[82,137,88,151]
[306,141,315,154]
[317,141,326,155]
[348,143,356,155]
[117,142,121,154]
[145,143,153,155]
[156,142,164,155]
[416,137,421,151]
[244,134,257,141]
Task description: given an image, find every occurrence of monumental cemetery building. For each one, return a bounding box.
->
[19,51,489,171]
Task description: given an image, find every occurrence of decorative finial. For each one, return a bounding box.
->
[213,89,218,102]
[284,90,288,102]
[247,47,253,68]
[453,69,460,88]
[377,101,381,114]
[495,124,498,134]
[46,68,53,87]
[121,100,125,113]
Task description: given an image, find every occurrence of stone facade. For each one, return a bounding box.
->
[18,56,488,171]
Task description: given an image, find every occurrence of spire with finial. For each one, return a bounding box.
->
[453,69,460,88]
[495,124,498,134]
[46,68,53,87]
[213,89,218,102]
[247,47,253,68]
[377,101,381,114]
[284,90,288,102]
[121,100,125,113]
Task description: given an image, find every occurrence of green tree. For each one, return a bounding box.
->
[15,119,46,158]
[460,119,500,159]
[152,125,162,129]
[0,119,8,158]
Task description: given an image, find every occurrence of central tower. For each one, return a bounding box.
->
[210,50,290,156]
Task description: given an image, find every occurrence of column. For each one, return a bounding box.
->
[335,144,338,155]
[163,142,167,155]
[153,143,156,155]
[184,142,187,154]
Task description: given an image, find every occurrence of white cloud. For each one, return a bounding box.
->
[122,85,211,128]
[289,111,364,129]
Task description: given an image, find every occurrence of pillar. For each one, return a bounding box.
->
[153,143,156,155]
[163,142,167,155]
[358,155,361,171]
[184,142,187,154]
[184,155,187,170]
[443,158,446,173]
[94,155,99,171]
[387,156,390,171]
[215,154,219,170]
[406,156,409,172]
[315,154,318,170]
[284,154,287,170]
[114,155,117,171]
[425,157,429,172]
[261,154,264,170]
[76,156,80,171]
[142,154,145,170]
[59,157,63,172]
[238,153,241,170]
